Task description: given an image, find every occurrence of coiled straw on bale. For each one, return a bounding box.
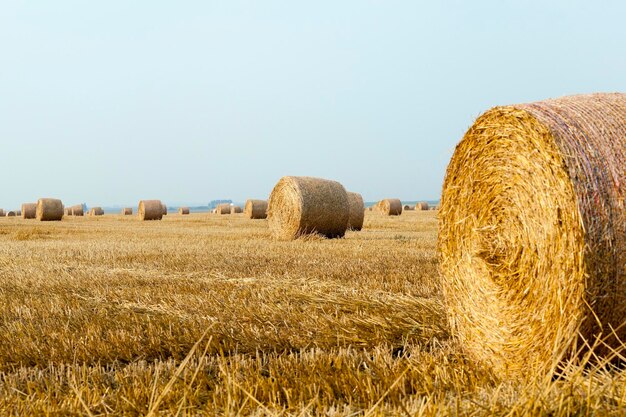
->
[21,203,36,219]
[230,205,242,214]
[71,205,84,216]
[244,199,268,219]
[216,204,230,215]
[416,202,430,211]
[347,192,364,231]
[121,208,133,215]
[376,199,402,216]
[268,176,349,240]
[89,207,104,216]
[439,93,626,379]
[178,207,190,215]
[36,198,64,221]
[139,200,163,221]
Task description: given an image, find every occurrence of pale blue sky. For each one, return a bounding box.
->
[1,1,624,208]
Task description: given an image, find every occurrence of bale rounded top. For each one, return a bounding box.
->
[346,191,364,231]
[268,176,349,240]
[377,199,402,216]
[139,200,163,221]
[439,93,626,379]
[244,199,268,219]
[36,198,64,221]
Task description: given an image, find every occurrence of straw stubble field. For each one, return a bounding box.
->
[0,212,623,415]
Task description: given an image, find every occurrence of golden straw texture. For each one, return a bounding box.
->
[178,207,190,215]
[267,176,349,240]
[36,198,64,221]
[347,192,365,231]
[244,199,268,219]
[439,93,626,379]
[376,199,402,216]
[138,200,163,221]
[21,203,36,219]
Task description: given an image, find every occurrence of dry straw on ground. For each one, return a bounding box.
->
[416,202,430,211]
[138,200,163,221]
[244,199,268,219]
[71,205,84,216]
[268,176,349,240]
[121,208,133,215]
[89,207,104,216]
[439,93,626,379]
[21,203,36,219]
[230,205,242,214]
[216,204,231,215]
[376,199,403,216]
[347,192,364,231]
[36,198,64,221]
[178,207,190,215]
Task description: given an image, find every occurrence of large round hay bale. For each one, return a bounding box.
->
[179,207,190,215]
[89,207,104,216]
[346,192,364,231]
[71,205,84,216]
[230,205,242,214]
[244,199,268,219]
[121,208,133,215]
[36,198,64,221]
[161,203,168,216]
[416,201,430,211]
[6,211,16,217]
[216,204,231,215]
[21,203,37,219]
[268,176,349,240]
[138,200,163,221]
[439,93,626,379]
[376,199,402,216]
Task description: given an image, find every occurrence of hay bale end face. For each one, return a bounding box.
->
[268,176,349,240]
[439,93,626,379]
[230,205,242,214]
[121,208,133,215]
[376,199,402,216]
[416,202,430,211]
[347,192,364,231]
[178,207,190,215]
[138,200,163,221]
[36,198,64,221]
[244,199,268,219]
[216,204,231,215]
[89,207,104,216]
[21,203,37,219]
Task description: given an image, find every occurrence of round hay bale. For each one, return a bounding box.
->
[121,208,133,215]
[6,211,16,217]
[416,202,430,211]
[376,199,402,216]
[179,207,190,215]
[244,199,268,219]
[268,176,349,240]
[161,203,168,216]
[439,93,626,379]
[403,205,415,211]
[21,203,37,219]
[347,192,364,231]
[216,203,231,215]
[89,207,104,216]
[138,200,163,221]
[0,209,4,217]
[36,198,64,221]
[71,205,84,216]
[230,205,242,214]
[65,207,73,216]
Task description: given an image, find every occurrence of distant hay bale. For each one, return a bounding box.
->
[403,205,414,211]
[36,198,64,221]
[416,202,430,211]
[65,208,73,216]
[230,205,242,214]
[21,203,36,219]
[161,203,168,216]
[16,210,21,216]
[439,93,626,379]
[216,203,231,215]
[89,207,104,216]
[346,192,364,231]
[71,205,84,216]
[138,200,163,221]
[268,176,349,240]
[0,209,4,217]
[6,211,16,217]
[244,199,268,219]
[179,207,190,215]
[121,208,133,215]
[376,199,402,216]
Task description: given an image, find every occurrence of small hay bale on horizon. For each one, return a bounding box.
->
[6,211,16,217]
[230,205,242,214]
[89,207,104,216]
[121,208,133,215]
[416,202,430,211]
[376,199,402,216]
[138,200,163,221]
[36,198,64,221]
[216,204,231,215]
[21,203,37,219]
[347,191,364,231]
[439,92,626,380]
[267,176,349,240]
[71,205,84,216]
[179,207,190,215]
[244,199,268,219]
[403,204,415,211]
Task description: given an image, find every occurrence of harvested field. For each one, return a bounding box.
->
[0,211,622,415]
